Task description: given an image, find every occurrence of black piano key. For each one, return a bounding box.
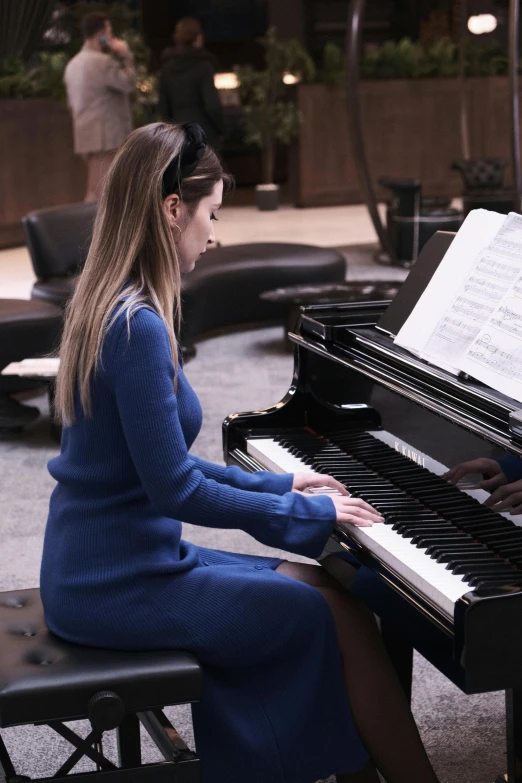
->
[393,518,448,527]
[411,534,466,547]
[457,520,513,534]
[463,565,520,580]
[468,574,522,588]
[408,522,461,532]
[394,522,452,534]
[474,532,522,547]
[451,559,509,574]
[435,549,496,568]
[491,544,522,557]
[432,547,492,560]
[351,493,407,503]
[367,507,410,516]
[394,475,446,487]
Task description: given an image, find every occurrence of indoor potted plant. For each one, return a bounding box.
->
[235,27,315,210]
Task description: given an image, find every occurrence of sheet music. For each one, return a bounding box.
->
[394,210,514,373]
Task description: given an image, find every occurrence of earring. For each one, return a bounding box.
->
[172,223,182,243]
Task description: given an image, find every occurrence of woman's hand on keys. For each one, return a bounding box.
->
[330,496,384,527]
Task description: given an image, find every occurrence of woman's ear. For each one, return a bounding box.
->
[163,193,181,224]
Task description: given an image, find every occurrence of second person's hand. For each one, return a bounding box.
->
[484,478,522,514]
[442,457,507,491]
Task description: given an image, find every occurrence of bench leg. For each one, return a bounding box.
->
[118,713,142,767]
[138,709,197,763]
[0,733,17,782]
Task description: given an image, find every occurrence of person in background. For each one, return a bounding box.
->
[64,12,136,202]
[158,17,225,152]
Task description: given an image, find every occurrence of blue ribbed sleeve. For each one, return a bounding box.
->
[190,456,294,495]
[107,309,336,559]
[495,455,522,484]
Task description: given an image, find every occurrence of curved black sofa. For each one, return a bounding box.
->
[180,242,346,342]
[22,204,347,343]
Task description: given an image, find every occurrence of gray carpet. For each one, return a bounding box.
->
[0,325,505,782]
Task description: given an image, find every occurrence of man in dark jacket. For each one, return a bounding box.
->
[159,17,225,151]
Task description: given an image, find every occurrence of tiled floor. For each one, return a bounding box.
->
[0,203,390,300]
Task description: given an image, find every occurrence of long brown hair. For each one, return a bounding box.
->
[56,122,229,426]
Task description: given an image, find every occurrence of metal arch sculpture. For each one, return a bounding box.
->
[344,0,521,262]
[508,0,521,207]
[344,0,397,264]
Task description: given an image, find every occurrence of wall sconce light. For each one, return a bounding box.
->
[467,13,498,34]
[214,72,239,90]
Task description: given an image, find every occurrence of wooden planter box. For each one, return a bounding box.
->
[294,77,522,208]
[0,98,86,249]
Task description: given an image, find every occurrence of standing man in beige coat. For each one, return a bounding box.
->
[65,12,136,202]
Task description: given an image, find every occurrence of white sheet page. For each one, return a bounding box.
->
[394,210,511,372]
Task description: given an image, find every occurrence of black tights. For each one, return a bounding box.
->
[275,562,440,783]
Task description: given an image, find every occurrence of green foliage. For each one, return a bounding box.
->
[0,52,67,99]
[360,37,457,79]
[316,37,512,84]
[463,39,509,77]
[357,37,510,80]
[320,41,345,87]
[235,26,315,183]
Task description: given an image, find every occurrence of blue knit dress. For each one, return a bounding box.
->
[40,307,368,783]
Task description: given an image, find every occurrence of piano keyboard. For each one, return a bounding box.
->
[246,429,522,621]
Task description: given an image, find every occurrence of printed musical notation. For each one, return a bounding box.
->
[489,302,522,338]
[450,297,495,321]
[466,334,522,382]
[463,275,511,299]
[475,257,519,283]
[437,317,476,340]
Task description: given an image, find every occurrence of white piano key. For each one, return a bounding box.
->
[247,438,316,475]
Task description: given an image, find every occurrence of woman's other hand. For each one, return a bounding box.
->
[484,479,522,514]
[442,458,507,491]
[292,472,350,496]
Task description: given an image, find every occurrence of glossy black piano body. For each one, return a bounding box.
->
[224,299,522,699]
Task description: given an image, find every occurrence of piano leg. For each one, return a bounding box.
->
[503,689,522,783]
[380,621,413,703]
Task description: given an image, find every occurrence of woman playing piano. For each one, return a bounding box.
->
[40,122,441,783]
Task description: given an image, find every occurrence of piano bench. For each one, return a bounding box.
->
[0,588,202,783]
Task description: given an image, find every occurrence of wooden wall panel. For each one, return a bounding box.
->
[0,99,85,249]
[295,78,522,207]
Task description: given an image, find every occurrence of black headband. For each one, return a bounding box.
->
[162,123,207,197]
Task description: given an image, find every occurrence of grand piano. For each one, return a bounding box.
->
[223,233,522,783]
